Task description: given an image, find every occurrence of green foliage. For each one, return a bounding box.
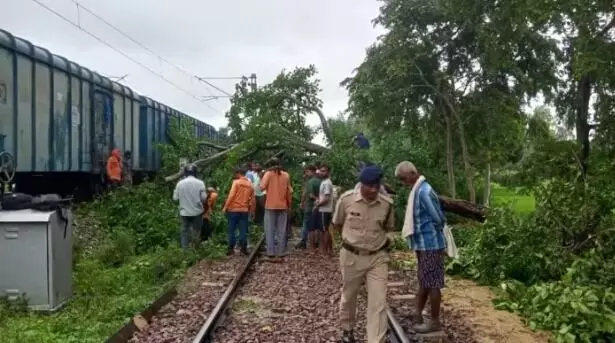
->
[157,117,202,176]
[0,243,227,343]
[82,182,178,255]
[450,177,615,341]
[226,65,321,143]
[495,250,615,343]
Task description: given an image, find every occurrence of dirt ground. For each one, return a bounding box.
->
[443,278,551,343]
[390,251,551,343]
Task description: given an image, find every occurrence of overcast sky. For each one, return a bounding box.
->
[2,0,385,144]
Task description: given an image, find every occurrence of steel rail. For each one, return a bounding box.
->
[192,235,265,343]
[387,307,411,343]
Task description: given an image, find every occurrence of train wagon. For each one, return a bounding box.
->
[0,28,219,197]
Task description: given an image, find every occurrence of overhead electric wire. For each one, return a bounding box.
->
[29,0,222,114]
[69,0,233,97]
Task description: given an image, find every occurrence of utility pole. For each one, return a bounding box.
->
[249,73,257,91]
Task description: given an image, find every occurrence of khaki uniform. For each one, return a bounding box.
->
[332,189,395,343]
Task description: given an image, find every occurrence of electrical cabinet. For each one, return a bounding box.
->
[0,208,73,311]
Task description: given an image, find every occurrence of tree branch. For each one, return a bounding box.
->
[164,142,248,182]
[197,141,230,150]
[598,15,615,38]
[272,124,329,153]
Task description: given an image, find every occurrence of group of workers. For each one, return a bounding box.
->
[171,158,293,258]
[170,131,447,343]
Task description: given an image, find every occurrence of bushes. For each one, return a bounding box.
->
[495,250,615,343]
[83,182,180,255]
[450,179,615,342]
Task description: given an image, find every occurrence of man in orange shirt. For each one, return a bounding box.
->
[222,167,256,255]
[105,148,122,189]
[260,157,292,260]
[202,182,218,241]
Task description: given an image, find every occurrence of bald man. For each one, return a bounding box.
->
[395,161,446,334]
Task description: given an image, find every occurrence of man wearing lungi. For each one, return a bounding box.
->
[395,161,446,334]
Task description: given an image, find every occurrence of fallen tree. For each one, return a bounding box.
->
[164,66,486,221]
[164,127,487,222]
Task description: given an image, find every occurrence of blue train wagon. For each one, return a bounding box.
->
[0,28,221,198]
[0,30,153,196]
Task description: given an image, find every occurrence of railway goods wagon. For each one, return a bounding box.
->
[0,28,220,197]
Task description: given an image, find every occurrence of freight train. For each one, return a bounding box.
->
[0,28,222,197]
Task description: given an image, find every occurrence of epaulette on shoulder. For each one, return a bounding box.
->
[378,192,394,204]
[338,189,355,200]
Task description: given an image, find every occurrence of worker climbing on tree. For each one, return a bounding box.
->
[351,132,370,150]
[351,132,371,170]
[106,148,123,189]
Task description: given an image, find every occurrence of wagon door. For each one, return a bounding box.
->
[91,90,113,174]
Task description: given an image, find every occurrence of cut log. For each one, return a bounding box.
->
[438,195,486,222]
[383,183,485,222]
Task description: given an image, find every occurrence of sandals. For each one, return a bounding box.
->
[413,319,442,334]
[340,330,355,343]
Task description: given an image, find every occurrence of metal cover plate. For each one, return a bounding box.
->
[0,209,53,223]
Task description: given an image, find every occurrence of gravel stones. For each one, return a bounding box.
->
[388,253,475,343]
[213,247,368,343]
[128,255,248,343]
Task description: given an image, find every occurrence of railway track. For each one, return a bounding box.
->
[121,232,448,343]
[124,236,265,343]
[388,308,412,343]
[191,236,265,343]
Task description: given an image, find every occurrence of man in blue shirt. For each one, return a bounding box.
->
[352,133,372,172]
[395,161,446,334]
[245,162,256,184]
[352,132,370,149]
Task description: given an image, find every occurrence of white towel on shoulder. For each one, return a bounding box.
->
[443,224,459,259]
[401,175,425,239]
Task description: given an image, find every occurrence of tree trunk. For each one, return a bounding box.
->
[576,74,592,175]
[197,141,229,150]
[441,83,476,203]
[164,143,247,182]
[483,161,491,206]
[444,112,456,198]
[438,196,486,222]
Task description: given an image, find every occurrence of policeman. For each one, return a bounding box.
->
[332,165,395,343]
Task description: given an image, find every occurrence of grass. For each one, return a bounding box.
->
[491,183,536,215]
[0,241,228,343]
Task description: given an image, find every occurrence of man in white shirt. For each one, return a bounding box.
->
[172,164,207,249]
[246,162,257,184]
[314,164,334,256]
[252,162,266,224]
